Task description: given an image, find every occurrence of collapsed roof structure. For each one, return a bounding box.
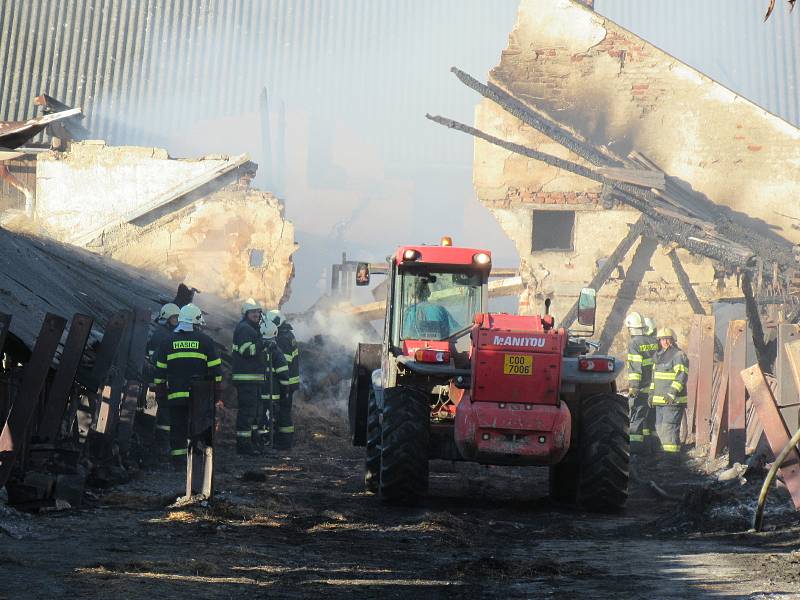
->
[429,0,800,367]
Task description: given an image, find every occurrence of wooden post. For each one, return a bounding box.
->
[776,324,800,432]
[694,316,716,446]
[727,320,747,465]
[742,365,800,509]
[709,359,729,461]
[685,315,702,437]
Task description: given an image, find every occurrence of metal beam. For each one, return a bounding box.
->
[0,313,67,487]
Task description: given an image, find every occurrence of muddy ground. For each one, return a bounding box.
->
[2,399,800,599]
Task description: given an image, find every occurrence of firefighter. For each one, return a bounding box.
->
[154,303,222,469]
[232,299,267,455]
[625,312,658,454]
[267,309,298,450]
[642,316,658,450]
[147,303,180,457]
[649,327,689,457]
[256,318,291,450]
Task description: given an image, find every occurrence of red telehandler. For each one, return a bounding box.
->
[348,240,629,511]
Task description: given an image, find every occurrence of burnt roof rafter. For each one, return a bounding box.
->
[428,67,797,275]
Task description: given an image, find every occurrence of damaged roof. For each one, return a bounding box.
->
[0,227,237,352]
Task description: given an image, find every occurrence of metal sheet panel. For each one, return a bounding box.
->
[0,0,520,166]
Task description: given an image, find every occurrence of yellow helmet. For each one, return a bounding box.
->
[656,327,676,341]
[241,298,262,316]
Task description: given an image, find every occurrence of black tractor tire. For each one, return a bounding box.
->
[364,389,381,494]
[378,386,430,505]
[576,392,630,512]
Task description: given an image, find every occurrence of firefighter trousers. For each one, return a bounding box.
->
[154,386,171,451]
[235,383,260,440]
[169,403,189,458]
[274,391,294,450]
[629,392,651,450]
[655,404,684,453]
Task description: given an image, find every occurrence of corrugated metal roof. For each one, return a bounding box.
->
[596,0,800,126]
[0,0,520,166]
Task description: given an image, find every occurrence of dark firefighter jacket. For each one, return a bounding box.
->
[231,319,267,382]
[649,344,689,405]
[276,323,300,391]
[263,340,291,400]
[627,334,658,394]
[154,330,222,402]
[145,323,173,384]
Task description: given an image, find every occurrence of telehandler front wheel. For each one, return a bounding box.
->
[576,392,629,512]
[364,388,381,494]
[378,386,429,505]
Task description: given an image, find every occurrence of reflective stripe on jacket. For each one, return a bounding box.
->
[264,340,291,398]
[276,324,300,390]
[232,319,267,382]
[155,330,223,400]
[649,344,689,405]
[627,334,658,393]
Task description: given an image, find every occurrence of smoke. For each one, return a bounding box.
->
[291,305,381,418]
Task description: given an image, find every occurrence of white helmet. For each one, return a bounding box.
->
[266,309,286,327]
[624,312,644,329]
[644,317,656,336]
[178,303,206,326]
[260,318,278,340]
[158,303,180,323]
[241,298,262,316]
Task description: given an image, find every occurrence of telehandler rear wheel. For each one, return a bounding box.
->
[576,392,629,512]
[379,386,429,504]
[364,389,381,494]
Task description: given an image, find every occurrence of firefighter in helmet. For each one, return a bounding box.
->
[642,316,658,450]
[147,303,180,458]
[232,299,268,455]
[649,327,689,457]
[266,309,299,450]
[625,312,658,454]
[257,318,291,449]
[153,303,222,469]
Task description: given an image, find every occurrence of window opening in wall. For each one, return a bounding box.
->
[532,210,575,252]
[249,248,265,268]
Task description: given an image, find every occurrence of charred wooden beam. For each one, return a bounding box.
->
[0,313,67,487]
[559,217,646,329]
[667,250,706,315]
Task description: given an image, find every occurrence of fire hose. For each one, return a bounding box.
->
[751,426,800,532]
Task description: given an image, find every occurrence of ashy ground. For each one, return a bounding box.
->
[2,399,800,599]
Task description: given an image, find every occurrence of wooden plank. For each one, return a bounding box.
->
[777,324,800,433]
[743,364,800,509]
[0,313,67,487]
[695,315,716,445]
[36,314,94,443]
[709,359,729,460]
[685,315,702,435]
[596,166,666,190]
[727,320,748,465]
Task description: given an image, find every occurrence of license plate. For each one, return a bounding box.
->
[503,354,532,375]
